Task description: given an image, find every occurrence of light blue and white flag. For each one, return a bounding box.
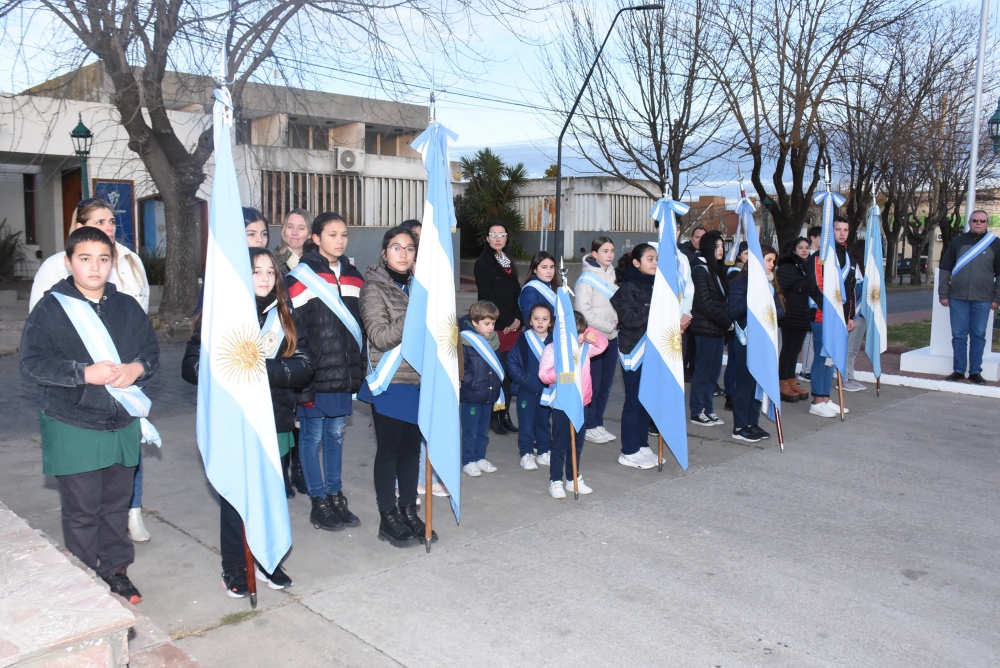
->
[541,287,586,430]
[860,204,887,378]
[196,82,290,573]
[402,120,462,521]
[725,213,745,266]
[814,188,849,378]
[641,198,689,471]
[737,196,781,422]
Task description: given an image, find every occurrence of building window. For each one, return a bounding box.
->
[288,123,330,151]
[23,173,36,244]
[261,170,362,227]
[235,118,252,145]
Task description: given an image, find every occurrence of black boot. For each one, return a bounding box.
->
[310,496,344,531]
[378,509,420,548]
[398,503,438,544]
[290,448,308,495]
[328,491,360,526]
[500,409,519,433]
[490,411,508,435]
[281,453,294,498]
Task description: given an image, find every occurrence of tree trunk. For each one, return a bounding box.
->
[159,179,203,322]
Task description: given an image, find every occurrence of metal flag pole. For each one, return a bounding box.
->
[424,451,434,553]
[242,527,257,609]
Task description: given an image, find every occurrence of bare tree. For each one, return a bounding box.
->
[543,0,735,200]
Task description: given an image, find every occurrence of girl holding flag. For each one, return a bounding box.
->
[284,213,365,532]
[518,251,560,322]
[182,247,312,597]
[610,244,660,470]
[507,302,554,470]
[575,237,619,445]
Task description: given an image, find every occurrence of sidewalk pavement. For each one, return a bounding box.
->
[0,338,996,666]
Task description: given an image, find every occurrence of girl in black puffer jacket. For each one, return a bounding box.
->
[689,230,733,425]
[776,237,813,401]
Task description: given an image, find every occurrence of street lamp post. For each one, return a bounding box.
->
[70,114,94,199]
[552,3,664,260]
[989,98,1000,155]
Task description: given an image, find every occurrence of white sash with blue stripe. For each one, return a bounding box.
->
[365,346,403,397]
[461,331,506,410]
[524,279,557,306]
[952,232,997,276]
[52,292,161,447]
[541,342,589,405]
[575,273,617,300]
[260,305,286,360]
[524,330,545,361]
[618,335,646,371]
[288,264,362,350]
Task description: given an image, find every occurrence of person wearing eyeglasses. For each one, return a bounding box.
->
[473,222,522,435]
[938,210,1000,385]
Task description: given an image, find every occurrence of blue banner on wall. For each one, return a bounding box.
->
[94,180,135,250]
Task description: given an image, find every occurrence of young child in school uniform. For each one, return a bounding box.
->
[538,311,607,499]
[506,302,554,470]
[459,300,505,477]
[20,226,159,604]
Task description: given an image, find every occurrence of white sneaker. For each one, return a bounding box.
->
[827,401,850,414]
[535,451,551,467]
[128,508,150,543]
[638,446,660,467]
[809,402,837,418]
[564,476,593,495]
[596,426,617,441]
[549,480,566,499]
[431,482,450,497]
[520,453,538,470]
[585,428,611,444]
[463,462,482,477]
[619,452,656,470]
[475,458,498,473]
[842,379,866,392]
[417,483,425,495]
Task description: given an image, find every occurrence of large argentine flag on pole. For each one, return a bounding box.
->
[861,204,887,377]
[402,120,462,521]
[641,198,689,471]
[815,187,849,378]
[738,195,781,421]
[196,83,291,572]
[543,286,586,430]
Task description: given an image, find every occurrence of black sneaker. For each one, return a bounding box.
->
[690,411,715,426]
[968,373,986,385]
[748,425,771,440]
[706,413,725,426]
[945,371,965,382]
[648,421,659,436]
[257,564,292,589]
[797,371,811,383]
[713,386,725,397]
[103,567,142,604]
[222,567,249,598]
[732,427,760,443]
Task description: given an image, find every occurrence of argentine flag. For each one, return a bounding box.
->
[738,196,781,421]
[641,198,689,471]
[815,188,849,378]
[543,287,586,430]
[861,204,887,378]
[402,121,462,521]
[196,84,291,573]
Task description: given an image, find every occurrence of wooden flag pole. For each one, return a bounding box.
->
[569,427,580,500]
[657,434,664,472]
[835,369,846,422]
[424,451,433,554]
[876,377,881,397]
[774,409,786,453]
[242,527,257,609]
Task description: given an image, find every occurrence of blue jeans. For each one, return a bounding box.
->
[949,299,992,375]
[550,409,584,483]
[129,450,143,509]
[585,337,618,429]
[515,390,552,457]
[729,338,761,429]
[690,335,724,416]
[298,416,345,498]
[461,402,491,465]
[620,366,651,456]
[810,322,835,398]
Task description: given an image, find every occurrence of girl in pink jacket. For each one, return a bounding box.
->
[538,311,608,499]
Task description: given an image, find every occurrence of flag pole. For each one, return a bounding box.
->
[242,526,257,609]
[876,377,881,397]
[835,369,845,422]
[569,428,580,500]
[657,434,664,472]
[774,409,785,453]
[424,451,433,553]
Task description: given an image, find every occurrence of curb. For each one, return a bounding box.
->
[853,370,1000,399]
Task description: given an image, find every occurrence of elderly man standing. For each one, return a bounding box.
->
[938,210,1000,384]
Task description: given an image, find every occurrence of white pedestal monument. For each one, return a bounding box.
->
[899,269,1000,380]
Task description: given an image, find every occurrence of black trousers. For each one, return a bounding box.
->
[372,408,421,513]
[56,463,136,579]
[220,496,245,572]
[779,328,809,380]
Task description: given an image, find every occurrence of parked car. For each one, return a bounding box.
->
[897,257,928,275]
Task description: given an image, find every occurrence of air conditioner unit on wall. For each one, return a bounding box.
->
[337,148,365,172]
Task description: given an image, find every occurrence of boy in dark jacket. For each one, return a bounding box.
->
[459,301,504,477]
[20,226,159,604]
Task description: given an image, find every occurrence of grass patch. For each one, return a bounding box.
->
[219,609,261,626]
[887,318,1000,349]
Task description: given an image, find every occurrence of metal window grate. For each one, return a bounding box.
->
[261,170,363,225]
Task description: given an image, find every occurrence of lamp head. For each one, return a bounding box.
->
[70,114,93,157]
[988,97,1000,155]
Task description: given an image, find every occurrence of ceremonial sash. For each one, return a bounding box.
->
[618,335,646,371]
[365,345,403,397]
[524,279,557,305]
[52,292,161,447]
[524,330,546,361]
[288,264,362,350]
[541,342,589,405]
[260,305,286,360]
[951,233,997,276]
[575,273,617,300]
[461,330,506,410]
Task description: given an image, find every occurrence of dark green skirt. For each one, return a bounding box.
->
[39,412,140,477]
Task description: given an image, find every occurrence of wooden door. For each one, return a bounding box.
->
[61,169,82,241]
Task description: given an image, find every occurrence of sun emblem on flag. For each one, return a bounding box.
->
[833,287,842,304]
[660,325,683,360]
[761,302,777,331]
[438,312,458,360]
[868,284,881,305]
[216,326,265,384]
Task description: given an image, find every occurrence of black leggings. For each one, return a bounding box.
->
[779,327,809,380]
[372,408,422,513]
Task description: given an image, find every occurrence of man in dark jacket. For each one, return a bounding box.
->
[938,210,1000,384]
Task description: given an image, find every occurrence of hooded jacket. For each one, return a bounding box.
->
[776,254,813,331]
[689,256,732,337]
[574,258,619,339]
[458,315,503,405]
[359,262,420,385]
[610,266,653,354]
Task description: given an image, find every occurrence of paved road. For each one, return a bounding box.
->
[885,287,933,315]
